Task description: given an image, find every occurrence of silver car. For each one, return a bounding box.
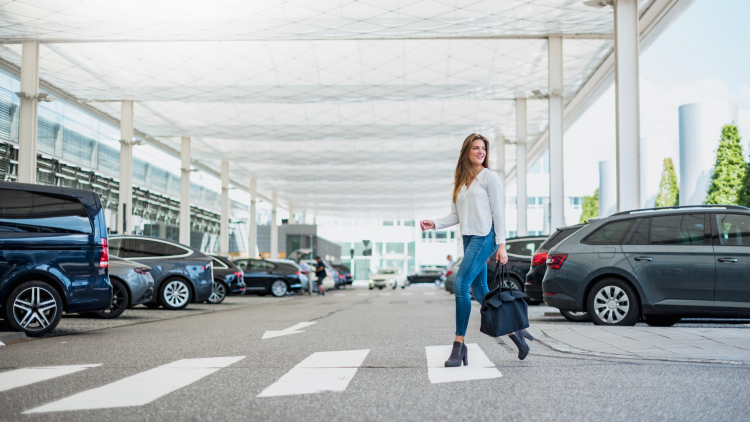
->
[90,256,154,319]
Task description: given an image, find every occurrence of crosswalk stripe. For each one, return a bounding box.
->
[379,293,391,296]
[401,292,413,296]
[257,350,370,397]
[0,365,101,393]
[425,344,501,384]
[24,356,245,413]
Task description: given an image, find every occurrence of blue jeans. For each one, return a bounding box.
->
[454,226,498,336]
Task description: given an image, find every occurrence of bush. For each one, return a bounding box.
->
[579,188,599,223]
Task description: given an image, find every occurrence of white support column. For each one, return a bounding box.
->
[548,36,565,231]
[614,0,641,212]
[302,209,307,225]
[220,161,230,255]
[249,179,258,258]
[179,136,191,246]
[17,41,40,184]
[270,192,279,259]
[288,201,295,225]
[119,101,134,234]
[495,134,506,214]
[516,98,528,236]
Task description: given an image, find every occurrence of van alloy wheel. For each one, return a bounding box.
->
[163,280,190,308]
[593,286,630,324]
[13,286,58,332]
[271,280,288,297]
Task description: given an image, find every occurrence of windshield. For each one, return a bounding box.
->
[377,269,396,274]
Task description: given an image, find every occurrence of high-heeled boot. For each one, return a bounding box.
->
[521,329,534,341]
[444,341,469,367]
[508,333,530,360]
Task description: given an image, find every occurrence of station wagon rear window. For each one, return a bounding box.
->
[582,220,633,245]
[0,189,92,234]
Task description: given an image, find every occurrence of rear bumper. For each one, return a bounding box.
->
[542,293,579,311]
[525,282,543,302]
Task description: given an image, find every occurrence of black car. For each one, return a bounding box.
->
[233,258,303,297]
[109,236,213,310]
[525,224,589,321]
[0,182,112,336]
[487,236,547,295]
[408,268,445,284]
[543,206,750,327]
[332,264,353,285]
[207,255,246,304]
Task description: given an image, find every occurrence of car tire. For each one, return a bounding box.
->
[369,287,374,290]
[587,278,640,326]
[159,278,192,310]
[270,279,288,297]
[92,278,129,319]
[4,280,63,337]
[560,310,591,322]
[645,315,681,327]
[207,280,228,304]
[378,287,383,290]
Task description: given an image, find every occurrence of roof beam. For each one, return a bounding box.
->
[505,0,695,185]
[0,33,613,44]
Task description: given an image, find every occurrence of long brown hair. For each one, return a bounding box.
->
[452,133,490,203]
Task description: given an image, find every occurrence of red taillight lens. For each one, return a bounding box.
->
[99,238,109,268]
[446,270,453,277]
[543,292,556,296]
[134,267,150,274]
[531,251,548,267]
[202,261,212,271]
[546,254,568,270]
[295,271,301,276]
[235,271,243,279]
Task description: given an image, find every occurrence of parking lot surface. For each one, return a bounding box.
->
[1,286,748,421]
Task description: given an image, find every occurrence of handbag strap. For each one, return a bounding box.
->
[490,261,512,290]
[491,260,501,290]
[501,263,511,289]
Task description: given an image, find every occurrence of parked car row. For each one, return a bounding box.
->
[0,182,349,337]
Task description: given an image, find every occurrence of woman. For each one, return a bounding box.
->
[420,133,531,366]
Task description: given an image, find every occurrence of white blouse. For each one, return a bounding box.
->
[432,168,506,245]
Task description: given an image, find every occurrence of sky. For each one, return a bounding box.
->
[562,0,750,205]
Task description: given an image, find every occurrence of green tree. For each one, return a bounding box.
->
[705,124,745,205]
[655,157,679,207]
[579,188,599,224]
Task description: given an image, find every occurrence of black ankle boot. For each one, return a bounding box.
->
[444,341,468,367]
[522,329,534,341]
[508,333,530,360]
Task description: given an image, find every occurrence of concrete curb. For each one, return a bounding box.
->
[0,331,27,345]
[527,326,748,366]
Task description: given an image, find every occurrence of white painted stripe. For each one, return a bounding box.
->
[423,292,436,296]
[24,357,245,413]
[257,350,370,397]
[0,365,101,393]
[356,293,369,296]
[401,292,413,296]
[379,293,391,296]
[262,322,316,339]
[333,293,346,296]
[425,344,501,384]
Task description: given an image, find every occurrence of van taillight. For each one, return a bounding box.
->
[531,251,548,267]
[100,238,109,268]
[546,254,568,270]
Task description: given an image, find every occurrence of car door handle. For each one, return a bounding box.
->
[634,256,653,261]
[718,258,739,263]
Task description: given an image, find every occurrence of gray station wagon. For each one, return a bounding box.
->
[542,205,750,326]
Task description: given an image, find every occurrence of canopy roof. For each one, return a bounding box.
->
[0,0,654,218]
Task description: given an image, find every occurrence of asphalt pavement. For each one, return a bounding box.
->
[1,285,748,421]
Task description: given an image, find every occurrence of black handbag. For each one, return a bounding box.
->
[479,262,530,337]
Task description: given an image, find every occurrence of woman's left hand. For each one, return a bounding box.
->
[496,244,508,265]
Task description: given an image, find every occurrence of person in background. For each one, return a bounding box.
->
[446,254,454,269]
[315,256,327,296]
[299,260,313,294]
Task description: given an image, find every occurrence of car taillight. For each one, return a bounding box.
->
[295,271,301,276]
[531,251,548,267]
[445,270,453,277]
[99,238,109,268]
[202,261,212,271]
[546,254,568,270]
[134,267,150,274]
[235,271,243,278]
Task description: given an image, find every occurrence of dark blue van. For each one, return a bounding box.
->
[0,182,112,336]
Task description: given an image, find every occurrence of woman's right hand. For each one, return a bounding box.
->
[420,220,435,231]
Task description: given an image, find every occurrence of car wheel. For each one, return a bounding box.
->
[560,310,591,322]
[645,315,681,327]
[587,278,639,326]
[159,279,192,310]
[270,280,288,297]
[92,278,129,319]
[4,281,62,337]
[207,280,228,304]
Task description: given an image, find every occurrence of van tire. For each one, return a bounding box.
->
[4,281,63,337]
